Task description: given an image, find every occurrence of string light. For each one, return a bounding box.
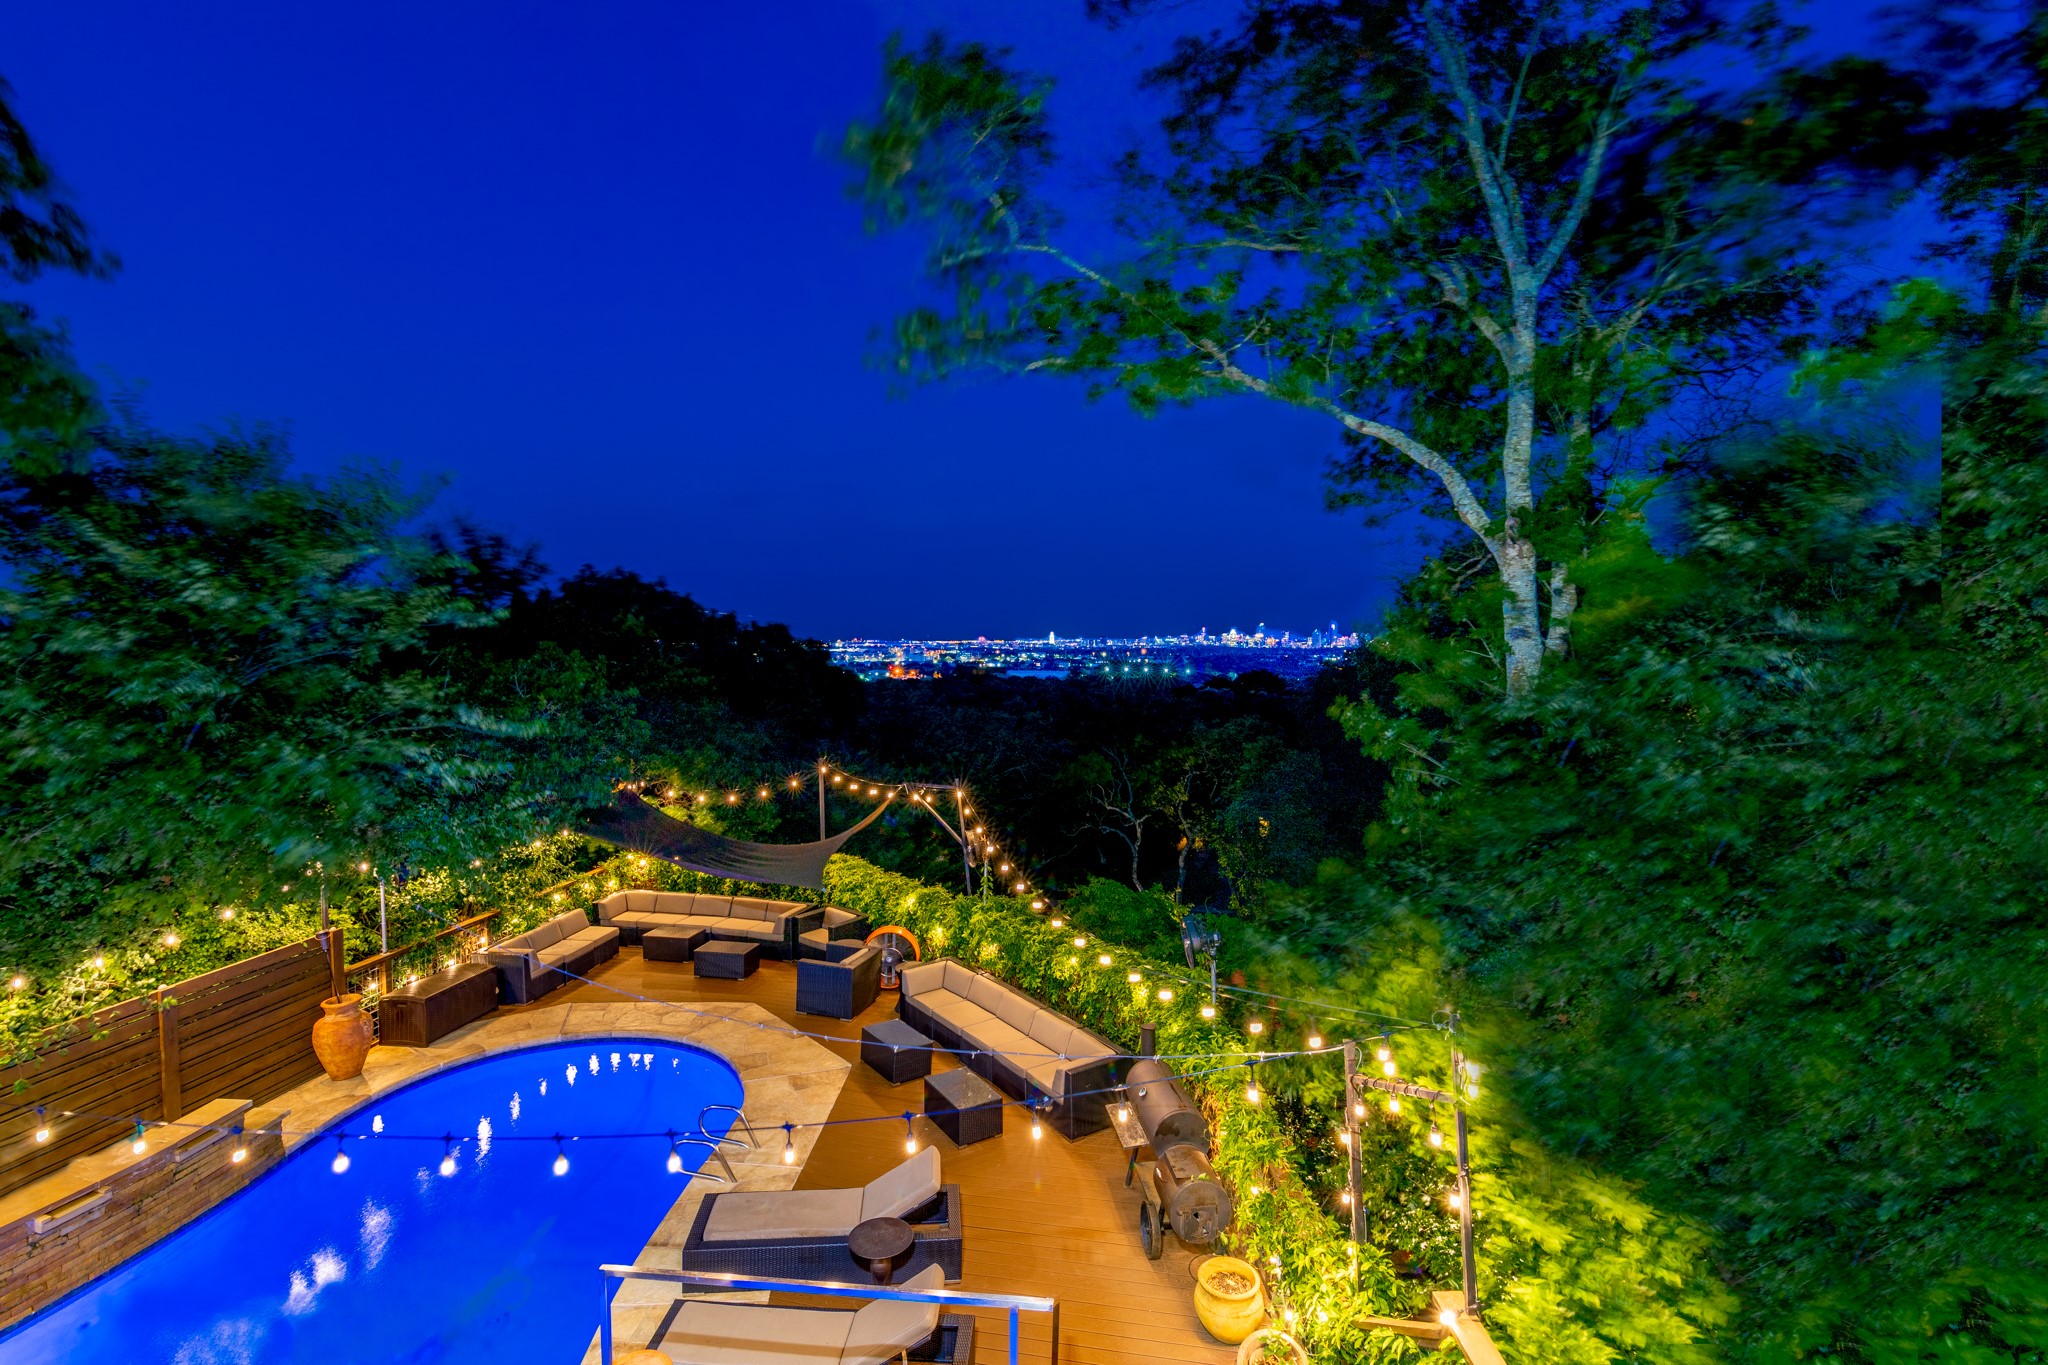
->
[1127,971,1142,984]
[1387,1096,1402,1115]
[330,1137,350,1174]
[1428,1123,1445,1149]
[1098,954,1113,967]
[667,1134,686,1174]
[1337,1129,1351,1148]
[130,1121,148,1155]
[8,976,22,990]
[1376,1037,1392,1063]
[229,1126,248,1164]
[1447,1190,1462,1210]
[758,788,770,799]
[439,1138,458,1178]
[552,1139,570,1177]
[1030,1106,1044,1141]
[33,1108,49,1143]
[162,933,180,948]
[903,1114,917,1156]
[91,955,104,970]
[782,1124,796,1165]
[1247,1019,1265,1036]
[1307,1031,1322,1049]
[1157,988,1174,1003]
[1245,1061,1262,1106]
[1200,1004,1216,1020]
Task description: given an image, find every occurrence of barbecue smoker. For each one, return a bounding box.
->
[1124,1048,1235,1259]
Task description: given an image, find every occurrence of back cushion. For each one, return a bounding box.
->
[843,1265,943,1365]
[1029,1015,1078,1057]
[898,961,944,998]
[988,990,1038,1035]
[859,1146,941,1221]
[624,890,656,913]
[940,962,977,996]
[553,910,589,936]
[526,920,565,950]
[691,893,733,918]
[823,907,859,929]
[966,975,1011,1013]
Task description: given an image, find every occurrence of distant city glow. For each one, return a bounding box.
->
[830,629,1365,683]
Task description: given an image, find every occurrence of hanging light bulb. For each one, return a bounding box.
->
[782,1125,797,1165]
[1245,1063,1261,1106]
[1200,1003,1216,1020]
[903,1114,917,1156]
[439,1139,458,1178]
[552,1140,570,1177]
[1098,953,1113,967]
[1158,988,1174,1003]
[1376,1038,1392,1063]
[130,1121,149,1156]
[1337,1129,1351,1148]
[32,1108,50,1143]
[758,788,770,799]
[1031,1107,1044,1141]
[1448,1190,1463,1210]
[330,1137,350,1174]
[1127,971,1142,984]
[1307,1031,1323,1049]
[1382,1056,1398,1077]
[1354,1100,1367,1120]
[667,1138,685,1174]
[1340,1189,1353,1206]
[1387,1096,1402,1115]
[1428,1123,1445,1148]
[1247,1019,1265,1036]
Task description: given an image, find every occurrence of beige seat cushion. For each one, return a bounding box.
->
[1026,1059,1067,1097]
[718,921,780,942]
[535,944,579,967]
[701,1187,863,1242]
[843,1266,944,1365]
[661,1300,855,1365]
[924,995,996,1036]
[859,1147,941,1221]
[973,1021,1054,1064]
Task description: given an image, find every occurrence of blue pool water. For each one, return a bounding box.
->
[0,1039,742,1364]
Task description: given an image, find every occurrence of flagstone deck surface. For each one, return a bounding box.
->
[540,949,1233,1365]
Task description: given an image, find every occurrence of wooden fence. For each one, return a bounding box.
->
[0,934,341,1199]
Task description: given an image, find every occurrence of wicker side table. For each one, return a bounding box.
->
[861,1019,934,1084]
[642,926,709,963]
[692,940,762,980]
[924,1067,1005,1147]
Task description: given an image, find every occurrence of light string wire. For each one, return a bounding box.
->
[1,1055,1286,1152]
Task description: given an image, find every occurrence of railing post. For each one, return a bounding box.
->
[155,988,182,1121]
[326,926,346,1002]
[1009,1306,1020,1365]
[599,1269,614,1364]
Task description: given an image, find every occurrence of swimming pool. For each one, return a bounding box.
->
[0,1039,742,1364]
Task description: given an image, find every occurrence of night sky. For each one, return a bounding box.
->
[10,2,1892,642]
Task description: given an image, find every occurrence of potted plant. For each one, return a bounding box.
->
[1236,1326,1310,1365]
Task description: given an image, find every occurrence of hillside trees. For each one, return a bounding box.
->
[846,0,1907,694]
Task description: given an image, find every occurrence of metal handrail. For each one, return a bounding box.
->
[697,1102,757,1150]
[669,1137,738,1184]
[599,1265,1059,1365]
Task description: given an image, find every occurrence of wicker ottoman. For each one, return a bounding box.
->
[861,1019,934,1084]
[643,926,709,963]
[925,1067,1004,1147]
[692,940,762,980]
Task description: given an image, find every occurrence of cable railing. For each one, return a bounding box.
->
[597,1265,1060,1365]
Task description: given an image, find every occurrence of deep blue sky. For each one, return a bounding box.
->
[10,2,1899,642]
[10,0,1423,642]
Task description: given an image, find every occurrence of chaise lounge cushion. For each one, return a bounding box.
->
[657,1266,943,1365]
[858,1146,940,1222]
[844,1266,945,1364]
[702,1188,864,1242]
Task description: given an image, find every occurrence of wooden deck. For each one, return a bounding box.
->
[523,948,1234,1365]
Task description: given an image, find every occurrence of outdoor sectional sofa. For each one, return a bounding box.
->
[896,959,1121,1139]
[480,908,620,1004]
[595,890,824,960]
[676,1147,964,1284]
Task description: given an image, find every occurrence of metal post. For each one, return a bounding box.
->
[955,789,972,896]
[818,763,827,841]
[1343,1040,1365,1243]
[1008,1306,1020,1365]
[599,1271,614,1364]
[1454,1051,1476,1313]
[378,876,389,954]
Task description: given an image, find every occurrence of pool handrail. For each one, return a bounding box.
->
[668,1136,739,1184]
[697,1102,758,1150]
[598,1264,1059,1365]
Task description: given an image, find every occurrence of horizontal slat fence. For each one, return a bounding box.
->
[0,935,339,1199]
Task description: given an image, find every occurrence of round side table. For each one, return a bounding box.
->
[847,1215,916,1285]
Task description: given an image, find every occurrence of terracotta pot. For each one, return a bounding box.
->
[1237,1328,1310,1365]
[310,994,374,1080]
[1193,1254,1266,1345]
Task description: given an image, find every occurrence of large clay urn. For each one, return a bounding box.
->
[311,994,374,1080]
[1193,1255,1267,1345]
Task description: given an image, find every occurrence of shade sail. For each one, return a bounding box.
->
[574,790,888,891]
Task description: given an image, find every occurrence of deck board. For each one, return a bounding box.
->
[519,950,1233,1365]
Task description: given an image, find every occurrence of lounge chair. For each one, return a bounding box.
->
[677,1147,964,1283]
[651,1265,975,1365]
[796,943,883,1020]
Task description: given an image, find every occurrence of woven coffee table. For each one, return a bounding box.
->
[924,1067,1005,1147]
[861,1019,933,1084]
[642,926,709,964]
[692,940,761,980]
